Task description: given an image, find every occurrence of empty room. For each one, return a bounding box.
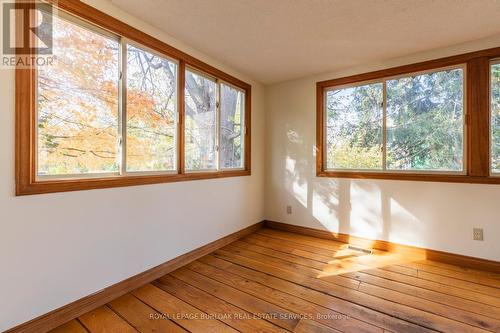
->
[2,0,500,332]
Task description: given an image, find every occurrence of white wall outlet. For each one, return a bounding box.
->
[473,228,484,241]
[286,205,292,214]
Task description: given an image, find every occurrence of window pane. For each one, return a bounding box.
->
[492,63,500,173]
[184,70,217,170]
[126,44,178,172]
[386,68,464,171]
[325,83,383,170]
[37,15,119,176]
[220,83,244,169]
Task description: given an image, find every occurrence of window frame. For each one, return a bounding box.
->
[183,66,219,173]
[16,1,251,195]
[317,50,500,184]
[218,80,247,171]
[35,9,123,181]
[323,64,468,175]
[181,72,247,173]
[323,79,385,172]
[122,39,181,176]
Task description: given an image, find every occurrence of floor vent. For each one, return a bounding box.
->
[346,245,373,255]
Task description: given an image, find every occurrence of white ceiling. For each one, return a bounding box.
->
[110,0,500,84]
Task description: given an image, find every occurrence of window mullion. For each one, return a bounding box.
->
[119,39,128,176]
[178,61,186,174]
[467,58,490,177]
[216,79,221,171]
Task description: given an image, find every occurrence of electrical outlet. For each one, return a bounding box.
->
[286,205,292,214]
[473,228,484,241]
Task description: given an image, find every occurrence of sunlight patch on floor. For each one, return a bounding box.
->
[317,249,425,277]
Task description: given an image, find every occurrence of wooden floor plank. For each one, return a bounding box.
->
[357,281,500,331]
[204,251,438,332]
[257,228,347,248]
[213,248,492,333]
[108,293,188,333]
[239,236,416,278]
[132,283,238,333]
[154,274,290,333]
[48,320,88,333]
[49,227,500,333]
[186,259,381,333]
[360,267,500,308]
[242,234,335,262]
[381,261,500,298]
[379,265,419,277]
[245,230,500,319]
[398,262,500,287]
[237,236,500,330]
[417,260,500,280]
[233,239,326,270]
[255,229,414,264]
[78,306,138,333]
[415,270,500,297]
[198,255,433,333]
[293,319,343,333]
[223,243,361,290]
[166,267,300,331]
[343,270,500,320]
[249,233,344,261]
[246,232,367,261]
[255,229,346,254]
[245,233,414,274]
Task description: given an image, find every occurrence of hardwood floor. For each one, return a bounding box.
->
[50,228,500,333]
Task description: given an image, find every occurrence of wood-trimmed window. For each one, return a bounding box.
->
[317,49,500,184]
[16,1,251,195]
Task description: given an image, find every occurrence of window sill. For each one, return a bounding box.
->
[16,169,251,196]
[317,171,500,184]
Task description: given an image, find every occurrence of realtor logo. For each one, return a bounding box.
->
[1,0,55,68]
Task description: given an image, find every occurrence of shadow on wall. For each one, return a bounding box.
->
[283,125,425,249]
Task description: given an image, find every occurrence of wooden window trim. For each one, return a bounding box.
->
[317,47,500,184]
[16,0,251,196]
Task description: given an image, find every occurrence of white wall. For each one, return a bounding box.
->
[265,36,500,263]
[0,1,265,331]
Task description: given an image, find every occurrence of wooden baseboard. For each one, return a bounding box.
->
[265,220,500,274]
[5,221,264,333]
